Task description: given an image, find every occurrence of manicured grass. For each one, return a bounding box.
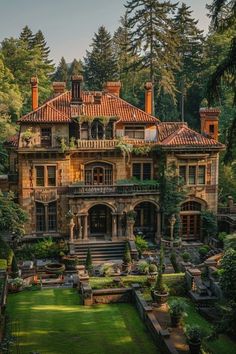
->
[169,297,236,354]
[8,289,158,354]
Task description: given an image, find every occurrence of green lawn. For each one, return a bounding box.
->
[8,289,158,354]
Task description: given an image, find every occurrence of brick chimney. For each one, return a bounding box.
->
[52,82,66,96]
[71,75,83,104]
[30,77,38,111]
[200,108,220,141]
[94,92,102,104]
[104,81,121,97]
[144,82,152,115]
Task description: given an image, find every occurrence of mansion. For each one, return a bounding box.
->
[5,76,224,244]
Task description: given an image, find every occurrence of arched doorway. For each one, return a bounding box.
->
[134,202,157,240]
[180,201,202,240]
[88,204,112,238]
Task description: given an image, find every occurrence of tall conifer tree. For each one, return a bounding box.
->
[84,26,118,90]
[125,0,179,114]
[19,26,34,49]
[174,3,204,123]
[69,59,83,77]
[53,57,69,84]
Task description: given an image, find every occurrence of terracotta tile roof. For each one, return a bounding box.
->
[4,133,19,147]
[158,123,224,148]
[19,91,159,124]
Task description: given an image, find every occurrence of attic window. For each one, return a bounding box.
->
[124,126,144,139]
[209,124,215,134]
[41,128,52,147]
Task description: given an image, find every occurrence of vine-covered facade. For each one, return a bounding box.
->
[5,76,224,243]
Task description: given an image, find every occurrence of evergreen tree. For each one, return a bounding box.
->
[19,25,34,49]
[125,0,179,114]
[69,58,83,77]
[174,3,205,125]
[84,26,118,90]
[32,30,54,68]
[53,56,69,83]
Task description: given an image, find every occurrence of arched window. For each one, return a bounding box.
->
[181,201,202,211]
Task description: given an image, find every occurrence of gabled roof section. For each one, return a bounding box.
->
[4,133,19,148]
[159,123,224,149]
[18,90,159,124]
[19,102,71,123]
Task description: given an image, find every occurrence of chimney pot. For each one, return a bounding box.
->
[200,108,220,141]
[144,82,152,115]
[104,81,121,97]
[71,75,83,104]
[30,76,38,111]
[94,91,102,104]
[52,82,66,96]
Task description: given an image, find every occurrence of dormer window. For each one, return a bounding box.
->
[124,126,144,139]
[41,127,52,147]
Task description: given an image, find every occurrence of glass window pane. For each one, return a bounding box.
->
[188,166,196,184]
[41,128,52,147]
[36,166,44,186]
[198,166,205,185]
[133,163,141,180]
[47,166,56,186]
[179,166,186,183]
[36,202,45,231]
[143,163,151,180]
[48,202,57,231]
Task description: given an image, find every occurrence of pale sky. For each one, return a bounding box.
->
[0,0,211,65]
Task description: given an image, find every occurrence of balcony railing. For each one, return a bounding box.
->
[74,139,155,150]
[68,183,159,196]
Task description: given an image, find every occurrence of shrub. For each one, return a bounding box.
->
[11,255,19,277]
[218,232,228,242]
[62,257,79,270]
[138,261,149,274]
[219,248,236,301]
[185,324,203,344]
[85,248,93,275]
[123,242,131,264]
[181,252,190,262]
[170,251,180,273]
[101,263,114,277]
[135,235,148,257]
[0,237,14,266]
[223,233,236,250]
[169,299,186,317]
[154,248,168,294]
[149,264,157,273]
[0,259,7,270]
[201,210,218,240]
[198,245,210,258]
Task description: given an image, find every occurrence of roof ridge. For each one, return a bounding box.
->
[161,125,186,144]
[106,92,160,123]
[46,102,70,120]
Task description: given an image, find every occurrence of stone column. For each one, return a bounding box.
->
[127,219,135,240]
[83,214,88,240]
[111,213,117,240]
[78,215,83,240]
[69,218,75,242]
[117,214,123,238]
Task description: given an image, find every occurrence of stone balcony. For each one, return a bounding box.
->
[68,183,160,197]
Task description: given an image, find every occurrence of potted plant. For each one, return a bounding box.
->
[8,277,24,293]
[169,299,186,327]
[138,260,149,274]
[185,325,203,354]
[21,128,34,146]
[147,263,158,286]
[151,248,169,304]
[122,242,132,273]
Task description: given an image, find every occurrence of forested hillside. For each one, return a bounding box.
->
[0,0,235,203]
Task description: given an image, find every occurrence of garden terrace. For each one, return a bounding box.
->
[68,183,160,197]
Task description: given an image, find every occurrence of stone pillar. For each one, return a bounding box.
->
[83,214,88,240]
[127,219,135,240]
[78,215,83,240]
[117,214,123,238]
[111,213,117,240]
[69,218,75,242]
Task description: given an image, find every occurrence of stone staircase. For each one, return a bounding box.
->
[70,241,126,263]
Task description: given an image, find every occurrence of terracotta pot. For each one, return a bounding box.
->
[188,341,201,354]
[151,290,169,304]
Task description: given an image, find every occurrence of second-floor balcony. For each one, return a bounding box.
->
[68,182,160,197]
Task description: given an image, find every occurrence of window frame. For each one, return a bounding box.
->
[41,127,52,147]
[178,164,207,186]
[36,201,57,233]
[124,126,145,139]
[34,165,57,187]
[132,162,152,181]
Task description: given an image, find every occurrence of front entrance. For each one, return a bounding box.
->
[89,204,112,237]
[180,201,202,240]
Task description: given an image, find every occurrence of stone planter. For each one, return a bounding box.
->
[151,290,169,304]
[188,341,201,354]
[45,263,65,274]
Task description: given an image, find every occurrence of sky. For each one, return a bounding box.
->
[0,0,211,65]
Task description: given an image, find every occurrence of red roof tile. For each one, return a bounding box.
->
[4,133,19,148]
[19,91,159,124]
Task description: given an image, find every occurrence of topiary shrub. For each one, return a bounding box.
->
[170,251,180,273]
[135,235,148,257]
[11,255,19,277]
[123,242,132,265]
[85,248,93,275]
[182,252,190,262]
[198,245,211,260]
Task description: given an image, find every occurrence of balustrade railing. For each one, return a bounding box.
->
[69,183,159,195]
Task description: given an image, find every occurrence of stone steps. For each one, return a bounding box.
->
[71,240,126,263]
